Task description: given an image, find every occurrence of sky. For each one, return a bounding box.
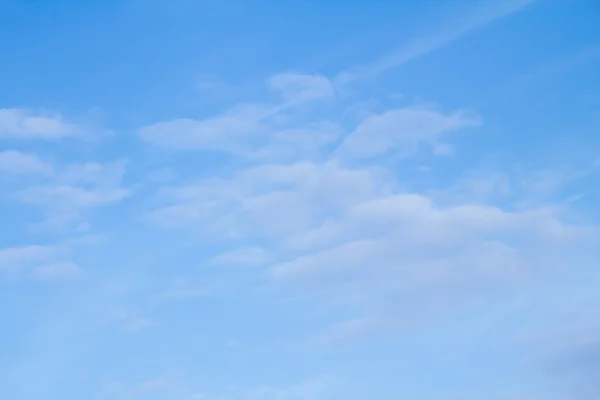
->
[1,0,600,399]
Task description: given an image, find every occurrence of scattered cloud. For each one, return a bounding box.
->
[0,150,53,175]
[146,161,392,239]
[138,104,269,152]
[16,185,130,209]
[0,244,83,282]
[270,191,584,312]
[0,245,59,271]
[268,72,335,104]
[11,160,131,233]
[139,73,337,160]
[32,261,82,280]
[334,106,480,161]
[210,246,271,267]
[0,108,82,140]
[1,1,597,399]
[146,132,593,345]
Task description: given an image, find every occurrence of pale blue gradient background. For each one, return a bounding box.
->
[1,1,599,399]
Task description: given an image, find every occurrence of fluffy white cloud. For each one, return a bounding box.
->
[147,161,392,238]
[268,191,585,316]
[0,108,81,140]
[147,151,592,344]
[334,106,480,160]
[138,77,481,164]
[140,70,594,348]
[138,105,268,152]
[138,73,338,160]
[0,150,53,175]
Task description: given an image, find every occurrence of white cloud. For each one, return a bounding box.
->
[0,245,58,271]
[133,377,170,394]
[432,162,599,212]
[138,73,337,160]
[139,104,269,152]
[11,160,131,233]
[123,316,158,333]
[334,106,480,160]
[268,72,335,103]
[147,161,392,239]
[273,235,528,295]
[101,307,159,334]
[32,261,82,280]
[16,185,130,209]
[138,44,593,353]
[210,246,271,267]
[0,245,82,282]
[268,186,587,306]
[56,160,127,186]
[337,0,537,82]
[248,122,341,162]
[0,150,53,175]
[148,152,593,345]
[0,108,81,140]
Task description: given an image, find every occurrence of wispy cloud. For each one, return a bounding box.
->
[0,108,82,140]
[333,106,480,161]
[1,1,598,399]
[32,261,83,280]
[0,244,84,283]
[9,160,131,233]
[139,72,337,160]
[337,0,537,83]
[0,150,53,175]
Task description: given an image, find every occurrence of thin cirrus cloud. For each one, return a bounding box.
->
[336,0,538,83]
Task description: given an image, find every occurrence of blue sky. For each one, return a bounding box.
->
[1,0,600,399]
